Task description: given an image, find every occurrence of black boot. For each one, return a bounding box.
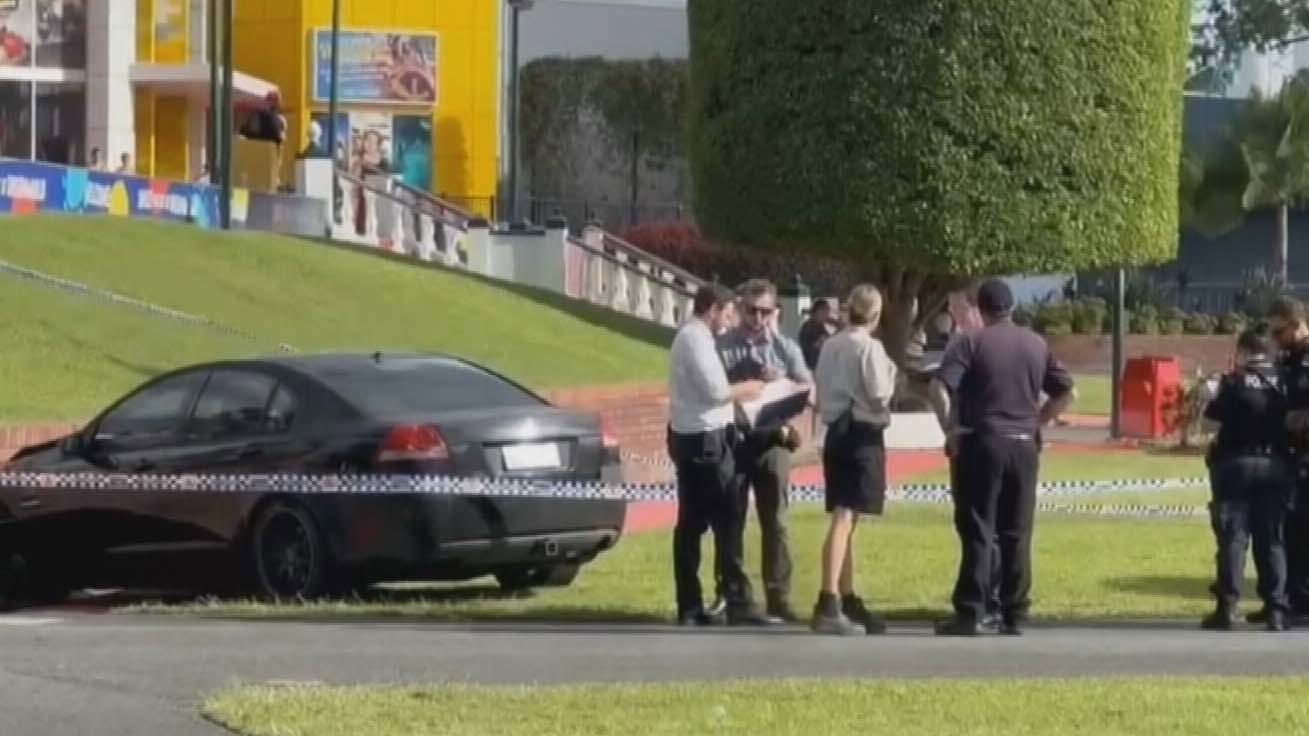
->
[1267,608,1289,632]
[1201,606,1238,631]
[841,594,887,635]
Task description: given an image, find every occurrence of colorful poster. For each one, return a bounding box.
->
[392,115,432,192]
[347,110,392,177]
[35,0,85,67]
[313,30,438,105]
[308,112,349,162]
[154,0,187,63]
[0,0,34,67]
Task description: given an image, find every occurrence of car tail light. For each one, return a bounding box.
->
[377,424,450,463]
[600,417,620,451]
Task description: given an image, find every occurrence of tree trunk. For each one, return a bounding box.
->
[1277,202,1290,285]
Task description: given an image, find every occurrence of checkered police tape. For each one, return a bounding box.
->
[0,471,1206,505]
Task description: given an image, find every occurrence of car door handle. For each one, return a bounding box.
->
[19,495,40,510]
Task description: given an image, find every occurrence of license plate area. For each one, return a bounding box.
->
[501,442,563,471]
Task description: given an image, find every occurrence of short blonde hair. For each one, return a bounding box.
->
[846,284,883,326]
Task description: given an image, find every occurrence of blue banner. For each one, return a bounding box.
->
[0,159,244,228]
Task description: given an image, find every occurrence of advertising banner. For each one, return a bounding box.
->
[0,0,34,67]
[35,0,85,68]
[313,29,438,105]
[392,115,432,192]
[0,158,248,229]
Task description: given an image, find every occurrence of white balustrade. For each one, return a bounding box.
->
[608,254,630,314]
[656,271,678,327]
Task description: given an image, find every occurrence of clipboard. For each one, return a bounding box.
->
[737,380,811,434]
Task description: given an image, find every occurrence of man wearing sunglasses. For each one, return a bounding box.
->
[1268,297,1309,625]
[714,278,813,623]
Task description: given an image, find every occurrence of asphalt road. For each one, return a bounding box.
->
[3,613,1309,735]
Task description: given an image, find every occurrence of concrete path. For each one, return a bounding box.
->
[2,613,1308,736]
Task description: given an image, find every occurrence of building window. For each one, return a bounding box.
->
[36,82,84,165]
[36,0,88,69]
[0,81,33,159]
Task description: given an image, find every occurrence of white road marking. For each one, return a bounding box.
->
[0,617,61,626]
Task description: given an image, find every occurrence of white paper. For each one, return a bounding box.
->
[737,379,811,429]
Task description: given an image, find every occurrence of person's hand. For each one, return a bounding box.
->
[944,433,960,459]
[734,379,767,403]
[779,424,802,452]
[761,366,783,382]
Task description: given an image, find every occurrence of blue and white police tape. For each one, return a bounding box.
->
[0,471,1207,505]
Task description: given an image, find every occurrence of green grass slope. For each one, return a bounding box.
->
[0,215,672,421]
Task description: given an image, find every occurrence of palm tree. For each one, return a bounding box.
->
[1185,78,1309,285]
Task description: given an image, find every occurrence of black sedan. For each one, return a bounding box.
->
[0,353,625,606]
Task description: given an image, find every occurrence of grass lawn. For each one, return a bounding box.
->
[203,677,1309,736]
[1071,373,1110,415]
[0,215,672,420]
[901,448,1206,486]
[127,501,1225,623]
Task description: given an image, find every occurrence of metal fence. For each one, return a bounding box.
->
[436,195,691,233]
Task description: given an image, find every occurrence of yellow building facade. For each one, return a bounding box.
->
[130,0,501,211]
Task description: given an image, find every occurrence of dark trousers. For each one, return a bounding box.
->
[1283,480,1309,612]
[727,443,793,605]
[951,433,1039,622]
[950,457,1001,616]
[670,428,751,615]
[1210,455,1292,612]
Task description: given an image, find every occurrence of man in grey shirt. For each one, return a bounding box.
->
[668,285,769,626]
[715,278,813,622]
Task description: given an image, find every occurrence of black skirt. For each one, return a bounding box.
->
[822,419,887,515]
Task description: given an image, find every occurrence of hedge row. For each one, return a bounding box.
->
[1018,298,1249,336]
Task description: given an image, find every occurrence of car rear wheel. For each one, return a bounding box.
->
[494,563,580,591]
[250,502,331,600]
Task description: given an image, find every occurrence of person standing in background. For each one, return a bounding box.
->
[799,299,837,372]
[668,285,770,626]
[717,279,811,623]
[811,285,897,635]
[930,279,1075,636]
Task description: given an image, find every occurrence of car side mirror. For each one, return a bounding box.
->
[60,433,87,457]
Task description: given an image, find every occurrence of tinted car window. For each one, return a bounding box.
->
[312,357,543,416]
[97,371,206,450]
[189,370,279,440]
[267,384,298,433]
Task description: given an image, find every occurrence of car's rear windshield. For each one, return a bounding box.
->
[311,357,544,416]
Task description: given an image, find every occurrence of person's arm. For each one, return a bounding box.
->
[858,339,897,426]
[690,328,764,404]
[778,334,814,386]
[1037,352,1076,427]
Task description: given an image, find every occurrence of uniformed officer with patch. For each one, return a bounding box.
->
[1268,296,1309,625]
[1201,324,1293,632]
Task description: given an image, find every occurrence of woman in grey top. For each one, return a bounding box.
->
[810,285,897,635]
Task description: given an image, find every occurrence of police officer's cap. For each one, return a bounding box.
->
[976,279,1015,317]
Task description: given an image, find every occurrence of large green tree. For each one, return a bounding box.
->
[1193,1,1309,73]
[688,0,1190,363]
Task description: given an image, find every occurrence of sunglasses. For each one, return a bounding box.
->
[745,306,776,317]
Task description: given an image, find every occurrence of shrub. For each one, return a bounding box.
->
[1033,301,1074,336]
[1235,267,1289,319]
[1072,297,1108,335]
[1131,305,1159,335]
[1159,307,1187,335]
[1184,312,1215,335]
[1216,311,1247,335]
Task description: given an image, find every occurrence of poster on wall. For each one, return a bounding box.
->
[35,0,85,67]
[391,115,431,192]
[0,0,34,67]
[347,111,392,177]
[308,112,350,162]
[313,30,438,105]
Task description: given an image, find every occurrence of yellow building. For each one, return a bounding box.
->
[126,0,501,212]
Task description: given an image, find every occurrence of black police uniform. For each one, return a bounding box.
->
[1204,360,1293,619]
[1278,341,1309,615]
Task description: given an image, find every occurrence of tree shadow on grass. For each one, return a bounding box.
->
[300,237,675,353]
[1107,575,1253,601]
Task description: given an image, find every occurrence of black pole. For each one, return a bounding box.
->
[629,128,639,227]
[327,0,341,224]
[507,3,521,224]
[218,0,234,229]
[1110,267,1126,439]
[207,0,219,178]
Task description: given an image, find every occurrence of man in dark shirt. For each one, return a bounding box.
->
[1268,296,1309,623]
[928,279,1075,636]
[798,299,836,371]
[1202,324,1292,632]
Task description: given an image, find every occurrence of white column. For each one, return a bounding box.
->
[465,220,494,276]
[539,217,569,295]
[87,0,137,167]
[634,263,655,321]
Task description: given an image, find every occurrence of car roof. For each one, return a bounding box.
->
[254,351,478,376]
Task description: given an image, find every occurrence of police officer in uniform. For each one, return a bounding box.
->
[1268,297,1309,624]
[1202,324,1293,632]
